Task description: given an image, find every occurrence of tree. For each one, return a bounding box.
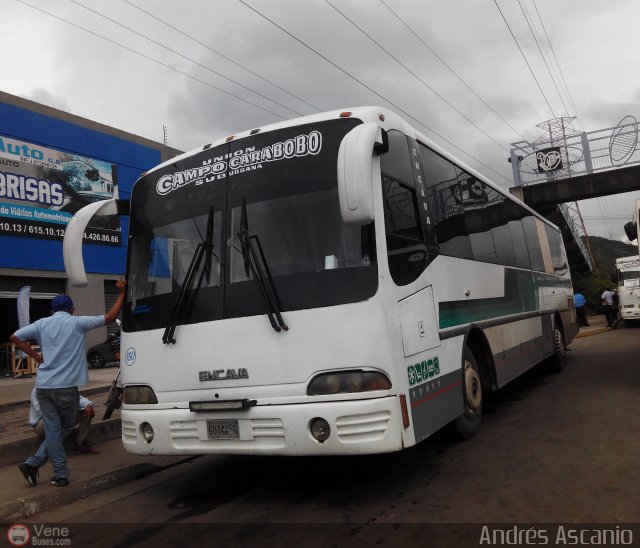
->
[573,273,612,314]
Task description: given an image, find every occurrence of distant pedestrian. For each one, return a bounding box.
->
[574,291,589,327]
[10,281,125,488]
[601,287,615,327]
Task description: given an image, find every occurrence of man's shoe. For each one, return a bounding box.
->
[50,476,69,487]
[74,444,100,455]
[18,463,39,486]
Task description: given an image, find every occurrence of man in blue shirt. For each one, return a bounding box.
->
[11,280,126,487]
[573,291,589,328]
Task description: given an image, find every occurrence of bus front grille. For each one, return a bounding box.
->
[121,420,137,443]
[335,410,391,443]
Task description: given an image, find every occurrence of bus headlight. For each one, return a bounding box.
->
[124,385,158,404]
[307,371,391,395]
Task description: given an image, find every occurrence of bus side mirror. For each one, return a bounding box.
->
[337,123,384,225]
[63,199,119,287]
[623,221,637,242]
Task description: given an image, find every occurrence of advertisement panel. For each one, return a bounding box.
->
[0,134,121,246]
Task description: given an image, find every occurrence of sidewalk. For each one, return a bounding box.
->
[0,367,187,522]
[574,312,615,338]
[0,366,118,411]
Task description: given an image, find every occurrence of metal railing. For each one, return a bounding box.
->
[510,117,639,186]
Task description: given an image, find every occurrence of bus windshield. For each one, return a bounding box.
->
[125,118,378,332]
[619,269,640,286]
[228,189,369,283]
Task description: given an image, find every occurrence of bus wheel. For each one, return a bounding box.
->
[548,326,566,373]
[452,348,483,440]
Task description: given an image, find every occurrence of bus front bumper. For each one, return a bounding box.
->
[121,396,405,456]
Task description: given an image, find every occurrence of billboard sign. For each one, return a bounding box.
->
[0,134,121,246]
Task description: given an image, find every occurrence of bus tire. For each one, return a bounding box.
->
[548,326,566,373]
[452,348,483,440]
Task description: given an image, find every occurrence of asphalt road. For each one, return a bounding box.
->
[32,325,640,547]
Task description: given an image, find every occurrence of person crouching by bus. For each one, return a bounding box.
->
[574,291,589,328]
[29,387,100,455]
[601,287,616,327]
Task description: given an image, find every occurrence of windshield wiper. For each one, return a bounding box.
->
[238,198,288,332]
[203,205,215,285]
[162,206,215,344]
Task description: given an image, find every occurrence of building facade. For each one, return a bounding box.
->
[0,91,179,373]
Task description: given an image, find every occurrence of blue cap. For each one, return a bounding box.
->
[51,295,74,311]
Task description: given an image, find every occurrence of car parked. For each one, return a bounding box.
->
[86,331,120,368]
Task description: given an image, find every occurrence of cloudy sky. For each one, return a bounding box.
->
[2,0,640,243]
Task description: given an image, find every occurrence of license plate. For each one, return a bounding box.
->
[206,419,239,440]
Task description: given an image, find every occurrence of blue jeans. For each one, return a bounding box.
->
[27,387,78,479]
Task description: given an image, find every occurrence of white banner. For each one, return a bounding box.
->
[16,285,30,358]
[17,285,30,328]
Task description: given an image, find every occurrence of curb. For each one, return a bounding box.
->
[574,327,612,338]
[0,459,193,522]
[0,418,122,466]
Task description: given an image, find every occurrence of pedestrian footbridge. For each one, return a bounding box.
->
[508,116,640,275]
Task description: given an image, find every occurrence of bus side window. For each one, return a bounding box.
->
[509,220,531,269]
[460,175,497,263]
[545,225,569,276]
[417,143,472,260]
[417,142,553,272]
[523,216,546,272]
[381,131,428,286]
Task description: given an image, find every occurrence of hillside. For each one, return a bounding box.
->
[573,236,637,311]
[586,236,637,276]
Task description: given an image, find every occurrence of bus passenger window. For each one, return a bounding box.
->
[523,216,546,272]
[509,220,531,269]
[458,175,497,264]
[545,225,569,276]
[417,143,472,260]
[492,224,516,266]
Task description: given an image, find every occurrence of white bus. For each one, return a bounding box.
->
[615,255,640,323]
[64,107,577,456]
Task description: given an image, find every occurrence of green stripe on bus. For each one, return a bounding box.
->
[438,269,571,329]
